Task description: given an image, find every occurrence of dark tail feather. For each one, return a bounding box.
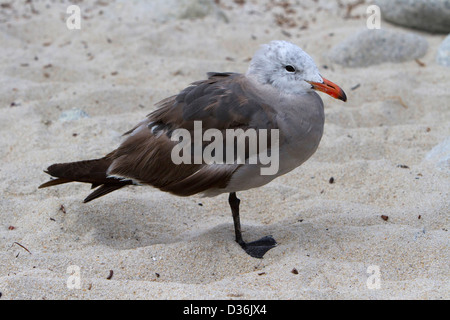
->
[39,177,74,189]
[39,157,133,201]
[83,184,126,203]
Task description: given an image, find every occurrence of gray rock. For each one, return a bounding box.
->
[329,29,428,68]
[375,0,450,34]
[59,108,90,122]
[436,34,450,67]
[114,0,227,23]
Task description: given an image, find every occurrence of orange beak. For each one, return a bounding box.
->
[307,77,347,102]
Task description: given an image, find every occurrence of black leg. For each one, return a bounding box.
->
[229,192,245,247]
[228,192,277,258]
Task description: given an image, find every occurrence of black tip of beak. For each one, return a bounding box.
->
[340,90,347,102]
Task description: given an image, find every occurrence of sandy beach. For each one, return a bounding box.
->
[0,0,449,299]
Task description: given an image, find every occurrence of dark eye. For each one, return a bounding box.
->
[285,65,295,72]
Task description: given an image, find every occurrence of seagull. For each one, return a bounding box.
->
[39,40,347,258]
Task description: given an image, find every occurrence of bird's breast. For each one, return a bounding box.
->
[275,92,325,173]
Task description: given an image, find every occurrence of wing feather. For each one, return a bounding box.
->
[109,73,279,196]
